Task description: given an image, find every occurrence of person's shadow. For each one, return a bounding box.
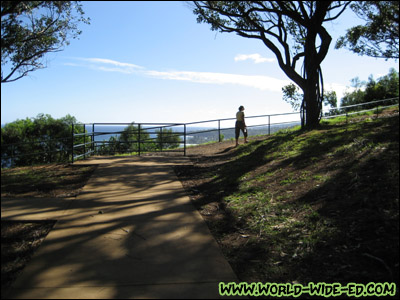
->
[218,146,235,154]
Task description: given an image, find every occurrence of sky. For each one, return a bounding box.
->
[1,1,399,126]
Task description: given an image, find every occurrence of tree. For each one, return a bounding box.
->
[340,77,367,107]
[1,113,80,166]
[364,68,399,102]
[341,68,399,107]
[156,128,181,150]
[1,1,90,83]
[282,83,337,113]
[335,1,399,60]
[193,1,350,129]
[282,83,303,111]
[118,123,152,153]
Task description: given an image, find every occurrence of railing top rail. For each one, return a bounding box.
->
[184,111,300,126]
[73,122,185,126]
[324,97,399,112]
[72,97,398,129]
[68,97,399,134]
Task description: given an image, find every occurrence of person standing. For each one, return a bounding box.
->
[235,105,248,147]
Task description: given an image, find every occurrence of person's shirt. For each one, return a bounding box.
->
[236,111,245,122]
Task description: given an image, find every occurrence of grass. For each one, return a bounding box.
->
[1,164,96,198]
[179,106,399,287]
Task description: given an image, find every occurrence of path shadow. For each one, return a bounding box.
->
[4,156,237,299]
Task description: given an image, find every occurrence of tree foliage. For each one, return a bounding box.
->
[341,68,399,107]
[192,1,350,129]
[1,114,79,167]
[282,83,303,112]
[97,124,181,155]
[1,117,184,167]
[118,123,151,153]
[282,83,337,112]
[335,1,399,60]
[283,69,399,113]
[156,128,181,150]
[1,1,90,83]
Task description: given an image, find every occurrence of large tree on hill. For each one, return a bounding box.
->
[192,1,350,129]
[1,1,90,83]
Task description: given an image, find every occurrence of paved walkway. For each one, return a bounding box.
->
[2,156,238,299]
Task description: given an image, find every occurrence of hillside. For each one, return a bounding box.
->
[174,108,399,288]
[2,108,398,294]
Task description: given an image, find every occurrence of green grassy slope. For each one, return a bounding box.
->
[179,107,399,287]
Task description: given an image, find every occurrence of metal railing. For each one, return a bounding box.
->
[1,136,72,168]
[2,97,398,167]
[72,97,398,162]
[71,123,187,162]
[71,113,305,162]
[322,97,399,119]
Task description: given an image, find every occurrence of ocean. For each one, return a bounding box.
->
[77,125,218,144]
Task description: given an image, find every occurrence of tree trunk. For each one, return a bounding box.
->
[303,85,321,129]
[301,24,326,129]
[302,64,322,129]
[296,70,322,129]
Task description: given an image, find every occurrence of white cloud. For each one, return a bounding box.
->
[80,58,144,69]
[68,57,144,74]
[234,54,275,64]
[66,57,288,92]
[144,70,288,92]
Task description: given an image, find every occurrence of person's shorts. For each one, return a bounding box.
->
[235,121,247,139]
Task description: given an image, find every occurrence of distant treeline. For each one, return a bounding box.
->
[340,68,399,108]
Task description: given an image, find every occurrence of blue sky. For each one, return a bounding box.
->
[1,1,399,125]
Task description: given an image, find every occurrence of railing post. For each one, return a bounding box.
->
[83,124,86,160]
[92,124,95,155]
[218,120,221,142]
[71,123,74,163]
[138,124,141,156]
[184,124,186,156]
[160,127,163,152]
[268,115,271,135]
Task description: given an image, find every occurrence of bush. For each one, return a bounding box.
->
[1,114,79,167]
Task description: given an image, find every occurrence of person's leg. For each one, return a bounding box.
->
[235,122,240,146]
